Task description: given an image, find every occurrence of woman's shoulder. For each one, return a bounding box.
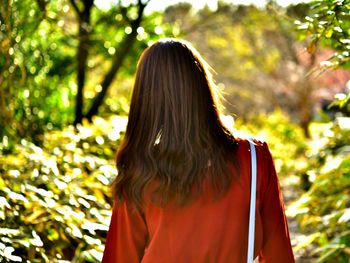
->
[234,136,270,153]
[233,136,274,174]
[234,136,277,196]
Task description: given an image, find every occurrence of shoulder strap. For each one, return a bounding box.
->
[247,139,257,263]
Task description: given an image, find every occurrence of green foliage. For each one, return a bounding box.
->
[88,4,173,81]
[290,123,350,261]
[291,1,350,260]
[0,0,77,144]
[296,0,350,68]
[92,9,174,117]
[0,0,174,147]
[0,116,127,262]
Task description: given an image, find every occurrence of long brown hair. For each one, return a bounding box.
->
[113,38,238,207]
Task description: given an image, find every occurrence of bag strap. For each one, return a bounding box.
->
[247,139,257,263]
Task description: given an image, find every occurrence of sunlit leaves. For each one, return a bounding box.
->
[0,116,124,262]
[0,0,77,146]
[291,122,350,260]
[293,4,350,257]
[296,0,350,68]
[1,0,174,148]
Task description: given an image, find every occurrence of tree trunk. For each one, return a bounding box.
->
[299,106,312,138]
[71,0,94,125]
[296,80,314,138]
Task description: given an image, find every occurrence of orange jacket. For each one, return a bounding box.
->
[102,138,295,262]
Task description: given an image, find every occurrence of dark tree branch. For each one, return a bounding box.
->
[35,0,47,13]
[85,0,149,120]
[73,0,95,125]
[69,0,82,15]
[120,6,131,24]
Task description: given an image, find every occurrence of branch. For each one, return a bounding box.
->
[132,0,148,27]
[137,0,149,16]
[120,6,131,24]
[35,0,47,13]
[69,0,81,15]
[139,0,151,6]
[85,0,150,120]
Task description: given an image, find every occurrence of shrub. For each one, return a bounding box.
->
[0,116,127,262]
[290,122,350,262]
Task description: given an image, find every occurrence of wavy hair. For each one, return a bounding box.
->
[113,39,238,207]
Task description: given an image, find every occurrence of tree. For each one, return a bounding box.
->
[0,0,173,148]
[85,0,150,122]
[69,0,151,125]
[0,0,70,146]
[69,0,95,125]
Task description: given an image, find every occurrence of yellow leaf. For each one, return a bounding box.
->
[307,40,317,54]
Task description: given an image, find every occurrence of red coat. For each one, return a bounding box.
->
[102,138,295,262]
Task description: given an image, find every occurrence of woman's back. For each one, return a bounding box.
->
[102,38,294,262]
[102,138,295,262]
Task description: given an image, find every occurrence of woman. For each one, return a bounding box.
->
[102,38,295,262]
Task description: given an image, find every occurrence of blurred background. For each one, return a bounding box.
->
[1,0,350,262]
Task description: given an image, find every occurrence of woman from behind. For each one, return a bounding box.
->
[102,38,295,262]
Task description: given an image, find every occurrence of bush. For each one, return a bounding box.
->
[290,122,350,262]
[0,116,127,262]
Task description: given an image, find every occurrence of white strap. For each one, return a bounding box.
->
[247,139,257,263]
